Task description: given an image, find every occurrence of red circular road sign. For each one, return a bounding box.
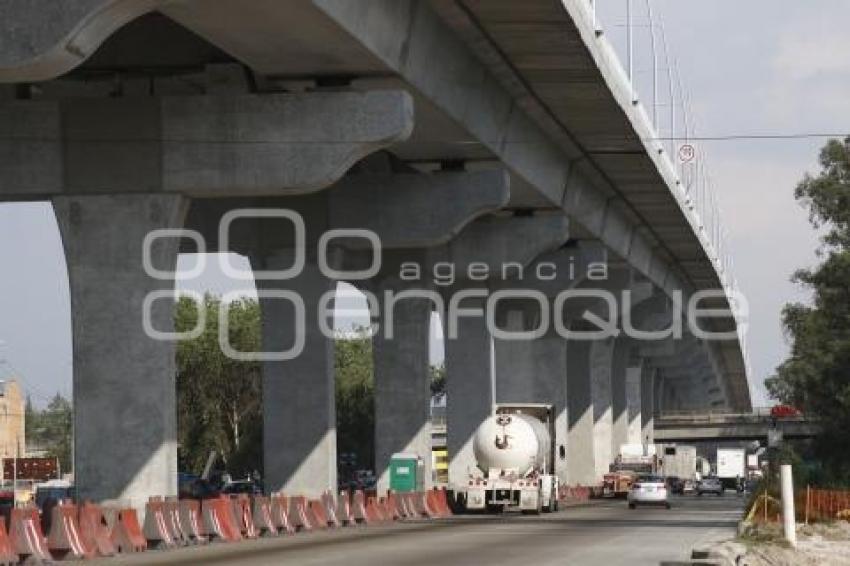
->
[678,144,696,163]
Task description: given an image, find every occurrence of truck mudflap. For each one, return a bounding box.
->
[540,475,558,512]
[465,487,486,510]
[519,486,541,512]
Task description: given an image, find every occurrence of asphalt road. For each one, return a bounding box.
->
[105,493,745,566]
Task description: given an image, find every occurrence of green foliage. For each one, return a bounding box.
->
[766,136,850,485]
[175,305,444,478]
[25,393,72,473]
[430,364,446,397]
[335,329,374,470]
[175,294,262,478]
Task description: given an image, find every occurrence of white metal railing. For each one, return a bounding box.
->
[580,0,751,381]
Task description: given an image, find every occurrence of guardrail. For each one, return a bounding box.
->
[658,407,797,418]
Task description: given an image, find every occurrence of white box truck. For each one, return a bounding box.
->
[716,448,746,489]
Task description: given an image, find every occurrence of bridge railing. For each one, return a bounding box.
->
[656,407,810,424]
[582,0,751,381]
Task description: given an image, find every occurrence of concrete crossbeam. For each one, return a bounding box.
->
[0,0,163,82]
[327,170,510,249]
[0,91,413,197]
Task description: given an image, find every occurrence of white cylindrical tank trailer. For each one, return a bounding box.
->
[473,413,551,476]
[463,404,559,514]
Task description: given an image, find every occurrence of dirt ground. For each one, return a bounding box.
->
[733,521,850,565]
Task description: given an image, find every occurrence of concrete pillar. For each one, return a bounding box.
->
[610,337,630,453]
[373,288,433,495]
[257,258,336,498]
[494,315,568,482]
[590,338,615,480]
[53,193,185,508]
[641,366,656,444]
[566,339,595,486]
[445,297,492,486]
[625,364,643,445]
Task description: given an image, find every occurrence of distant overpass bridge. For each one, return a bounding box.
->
[654,408,821,443]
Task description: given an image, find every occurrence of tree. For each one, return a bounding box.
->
[335,328,374,471]
[430,363,446,397]
[25,393,72,473]
[175,294,262,477]
[765,136,850,483]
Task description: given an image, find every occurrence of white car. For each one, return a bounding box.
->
[627,475,671,509]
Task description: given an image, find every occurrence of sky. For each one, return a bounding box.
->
[1,1,847,407]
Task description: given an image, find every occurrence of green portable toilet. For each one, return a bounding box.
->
[389,452,422,493]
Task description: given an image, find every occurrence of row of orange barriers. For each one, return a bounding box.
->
[747,487,850,524]
[0,488,454,563]
[798,487,850,523]
[557,485,594,502]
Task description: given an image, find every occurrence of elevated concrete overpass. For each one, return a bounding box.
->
[0,0,751,507]
[655,410,820,443]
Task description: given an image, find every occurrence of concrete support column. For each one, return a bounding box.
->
[610,338,631,452]
[373,289,433,495]
[590,338,615,480]
[625,364,643,445]
[53,193,185,508]
[641,366,656,444]
[494,318,568,482]
[566,339,595,486]
[445,298,492,486]
[257,259,336,498]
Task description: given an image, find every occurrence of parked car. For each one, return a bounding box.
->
[697,477,724,496]
[178,473,220,499]
[222,479,263,495]
[628,475,670,509]
[666,476,683,494]
[682,479,696,494]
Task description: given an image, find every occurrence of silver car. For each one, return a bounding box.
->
[697,477,724,496]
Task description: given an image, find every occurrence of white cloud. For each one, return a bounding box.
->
[773,32,850,81]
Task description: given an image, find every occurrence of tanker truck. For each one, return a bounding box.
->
[462,404,559,514]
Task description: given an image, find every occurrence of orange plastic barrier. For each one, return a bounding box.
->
[336,491,354,526]
[78,502,117,557]
[202,497,242,543]
[143,497,179,549]
[0,517,17,565]
[270,495,295,534]
[163,498,190,545]
[321,491,340,527]
[401,493,417,518]
[425,491,440,517]
[231,495,259,539]
[110,508,148,553]
[252,496,279,537]
[10,505,53,562]
[431,488,453,517]
[385,492,405,519]
[178,499,208,545]
[413,492,434,518]
[364,496,386,524]
[47,501,94,559]
[308,500,329,529]
[289,496,313,532]
[351,491,368,524]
